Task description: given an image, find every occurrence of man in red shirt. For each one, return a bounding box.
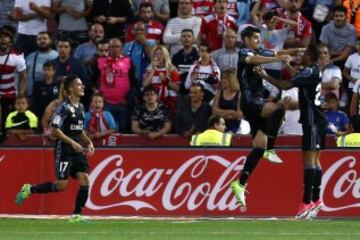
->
[192,0,215,17]
[199,0,238,51]
[125,2,164,44]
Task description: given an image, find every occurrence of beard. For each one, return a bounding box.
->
[37,44,50,51]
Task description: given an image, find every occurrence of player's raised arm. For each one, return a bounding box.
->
[254,66,294,90]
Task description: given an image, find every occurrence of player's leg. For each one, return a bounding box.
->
[261,102,285,163]
[231,130,267,207]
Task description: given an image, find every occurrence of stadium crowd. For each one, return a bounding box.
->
[1,0,360,144]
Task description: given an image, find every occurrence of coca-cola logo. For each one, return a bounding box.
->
[321,156,360,212]
[87,154,245,212]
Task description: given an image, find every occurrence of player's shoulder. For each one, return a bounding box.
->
[239,47,254,56]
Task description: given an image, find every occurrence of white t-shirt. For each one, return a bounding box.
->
[344,52,360,88]
[0,52,26,97]
[281,88,302,135]
[15,0,51,35]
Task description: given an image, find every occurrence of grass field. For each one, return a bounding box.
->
[0,217,359,240]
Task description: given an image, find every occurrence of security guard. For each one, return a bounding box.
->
[337,115,360,147]
[190,115,232,146]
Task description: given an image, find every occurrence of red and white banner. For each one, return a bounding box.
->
[0,148,359,217]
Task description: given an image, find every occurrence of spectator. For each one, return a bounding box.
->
[185,43,220,103]
[236,0,252,25]
[343,0,360,36]
[163,0,202,56]
[172,29,199,94]
[11,0,51,56]
[0,29,26,132]
[226,0,241,20]
[25,31,58,99]
[317,43,342,99]
[175,84,212,137]
[123,21,156,86]
[192,0,215,17]
[51,0,93,48]
[84,92,116,140]
[190,115,231,146]
[350,79,360,117]
[324,93,350,136]
[320,5,356,67]
[132,0,170,23]
[212,68,242,133]
[5,95,38,140]
[97,38,137,133]
[212,29,239,71]
[0,0,17,29]
[125,2,164,44]
[51,38,90,107]
[343,38,360,109]
[337,115,360,147]
[90,39,109,90]
[199,0,238,51]
[131,84,171,139]
[89,0,135,39]
[143,45,180,116]
[33,61,59,120]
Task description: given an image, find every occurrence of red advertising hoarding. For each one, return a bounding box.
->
[0,148,359,217]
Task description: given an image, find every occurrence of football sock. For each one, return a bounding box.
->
[303,166,316,204]
[266,108,285,149]
[312,166,322,202]
[239,148,265,186]
[30,182,58,194]
[73,185,89,214]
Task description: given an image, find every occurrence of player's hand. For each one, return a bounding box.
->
[71,141,83,153]
[276,54,291,63]
[253,66,267,78]
[86,143,95,156]
[29,2,39,11]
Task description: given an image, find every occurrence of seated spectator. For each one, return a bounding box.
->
[143,45,180,116]
[33,61,59,120]
[212,68,242,133]
[212,29,239,71]
[190,115,231,146]
[350,79,360,117]
[185,43,220,103]
[324,93,350,136]
[131,85,171,139]
[317,43,342,99]
[5,95,38,140]
[41,83,66,134]
[172,29,199,94]
[176,84,212,137]
[84,93,116,140]
[337,115,360,147]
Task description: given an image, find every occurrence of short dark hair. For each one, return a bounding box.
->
[262,11,278,21]
[38,31,51,37]
[325,92,338,102]
[57,38,72,47]
[181,28,194,36]
[199,42,212,53]
[351,115,360,132]
[306,44,320,63]
[96,39,109,47]
[241,26,260,41]
[143,84,158,95]
[333,5,347,15]
[16,94,28,102]
[43,61,55,69]
[139,1,154,11]
[208,115,222,128]
[91,92,104,101]
[64,75,79,92]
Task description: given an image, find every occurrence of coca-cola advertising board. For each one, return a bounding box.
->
[0,148,359,217]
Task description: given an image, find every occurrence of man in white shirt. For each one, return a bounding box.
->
[11,0,51,56]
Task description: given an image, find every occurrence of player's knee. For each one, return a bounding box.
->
[77,174,89,186]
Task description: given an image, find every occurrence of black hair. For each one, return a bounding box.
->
[262,11,279,21]
[325,92,338,102]
[241,26,260,41]
[199,42,212,53]
[64,75,79,92]
[43,61,55,69]
[208,115,222,128]
[181,28,194,36]
[306,44,320,63]
[139,1,154,11]
[333,5,347,15]
[143,84,158,95]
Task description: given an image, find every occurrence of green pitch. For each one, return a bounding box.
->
[0,218,359,240]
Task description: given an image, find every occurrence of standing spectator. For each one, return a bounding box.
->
[236,0,252,25]
[176,84,212,137]
[52,0,93,48]
[192,0,215,17]
[199,0,238,51]
[281,88,303,135]
[343,0,360,36]
[190,115,231,146]
[317,43,342,99]
[11,0,51,56]
[131,84,172,139]
[51,38,90,107]
[84,93,116,140]
[185,43,221,103]
[212,29,239,71]
[89,0,135,40]
[212,68,242,133]
[320,5,357,67]
[163,0,202,56]
[324,93,351,136]
[0,0,16,29]
[97,38,137,133]
[5,95,38,139]
[143,45,180,116]
[0,29,26,132]
[125,2,164,44]
[132,0,170,24]
[25,31,58,99]
[33,61,59,120]
[172,29,199,94]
